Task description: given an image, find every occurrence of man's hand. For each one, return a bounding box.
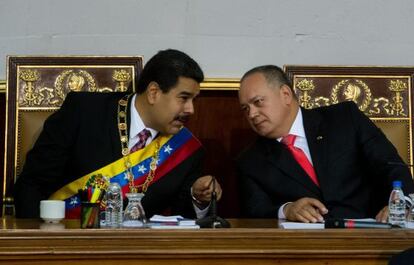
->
[191,175,222,204]
[375,206,389,223]
[284,197,328,223]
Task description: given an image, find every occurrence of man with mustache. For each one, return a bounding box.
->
[15,49,221,219]
[237,65,414,223]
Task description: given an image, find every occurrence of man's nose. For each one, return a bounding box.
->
[185,100,194,114]
[248,106,258,119]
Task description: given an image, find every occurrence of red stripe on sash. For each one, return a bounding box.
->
[66,207,81,219]
[121,137,201,195]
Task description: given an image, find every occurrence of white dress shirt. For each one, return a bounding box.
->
[128,94,158,149]
[277,108,313,165]
[129,95,208,218]
[277,108,313,219]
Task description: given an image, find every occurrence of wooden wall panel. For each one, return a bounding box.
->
[0,91,5,214]
[186,89,256,217]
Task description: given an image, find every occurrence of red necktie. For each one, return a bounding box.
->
[130,129,151,153]
[282,134,319,187]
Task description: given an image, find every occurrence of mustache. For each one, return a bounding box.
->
[174,115,190,123]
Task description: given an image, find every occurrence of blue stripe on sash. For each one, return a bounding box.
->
[65,128,193,211]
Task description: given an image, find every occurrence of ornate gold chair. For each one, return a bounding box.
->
[4,56,143,215]
[284,66,413,173]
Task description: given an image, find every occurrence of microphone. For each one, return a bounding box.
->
[324,218,399,229]
[196,177,231,228]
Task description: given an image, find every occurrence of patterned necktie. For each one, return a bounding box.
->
[282,134,319,187]
[130,129,151,153]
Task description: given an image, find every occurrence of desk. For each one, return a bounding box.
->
[0,217,413,265]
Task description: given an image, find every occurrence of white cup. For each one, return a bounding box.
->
[40,200,65,223]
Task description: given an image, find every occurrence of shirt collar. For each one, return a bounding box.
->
[289,108,306,139]
[129,94,158,139]
[277,108,305,141]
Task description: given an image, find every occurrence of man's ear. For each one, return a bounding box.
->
[280,84,294,103]
[146,81,161,104]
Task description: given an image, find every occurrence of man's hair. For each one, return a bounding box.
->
[241,65,294,93]
[136,49,204,94]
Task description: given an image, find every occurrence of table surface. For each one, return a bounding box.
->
[0,217,413,265]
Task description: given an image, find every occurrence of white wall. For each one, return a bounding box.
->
[1,0,414,80]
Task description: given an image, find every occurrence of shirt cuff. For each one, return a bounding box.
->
[278,202,292,219]
[190,187,210,218]
[193,202,210,219]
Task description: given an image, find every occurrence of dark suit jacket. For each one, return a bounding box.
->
[14,92,204,218]
[237,101,414,219]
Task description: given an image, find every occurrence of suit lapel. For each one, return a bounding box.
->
[302,107,328,190]
[262,137,321,196]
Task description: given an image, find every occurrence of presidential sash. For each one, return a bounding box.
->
[49,127,202,218]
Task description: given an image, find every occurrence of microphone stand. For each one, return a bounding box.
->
[196,177,230,228]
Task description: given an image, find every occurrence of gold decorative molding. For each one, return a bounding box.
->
[389,80,407,116]
[112,69,131,92]
[296,79,315,109]
[0,80,5,93]
[330,79,372,112]
[293,75,410,118]
[16,66,136,108]
[201,78,240,91]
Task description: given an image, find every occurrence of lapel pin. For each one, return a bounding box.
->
[316,136,323,140]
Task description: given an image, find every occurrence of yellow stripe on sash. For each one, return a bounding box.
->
[49,134,173,200]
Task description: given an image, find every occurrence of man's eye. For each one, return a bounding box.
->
[254,98,264,105]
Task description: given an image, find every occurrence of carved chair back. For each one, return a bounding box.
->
[4,56,143,215]
[284,66,413,171]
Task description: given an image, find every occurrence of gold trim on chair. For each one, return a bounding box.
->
[3,56,143,215]
[285,65,414,175]
[293,75,411,117]
[0,81,5,93]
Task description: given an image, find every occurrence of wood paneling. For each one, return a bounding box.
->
[0,92,5,214]
[186,89,256,217]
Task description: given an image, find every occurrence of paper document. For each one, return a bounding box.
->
[149,223,200,229]
[148,215,198,229]
[179,219,196,226]
[280,222,324,229]
[405,222,414,229]
[149,215,184,222]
